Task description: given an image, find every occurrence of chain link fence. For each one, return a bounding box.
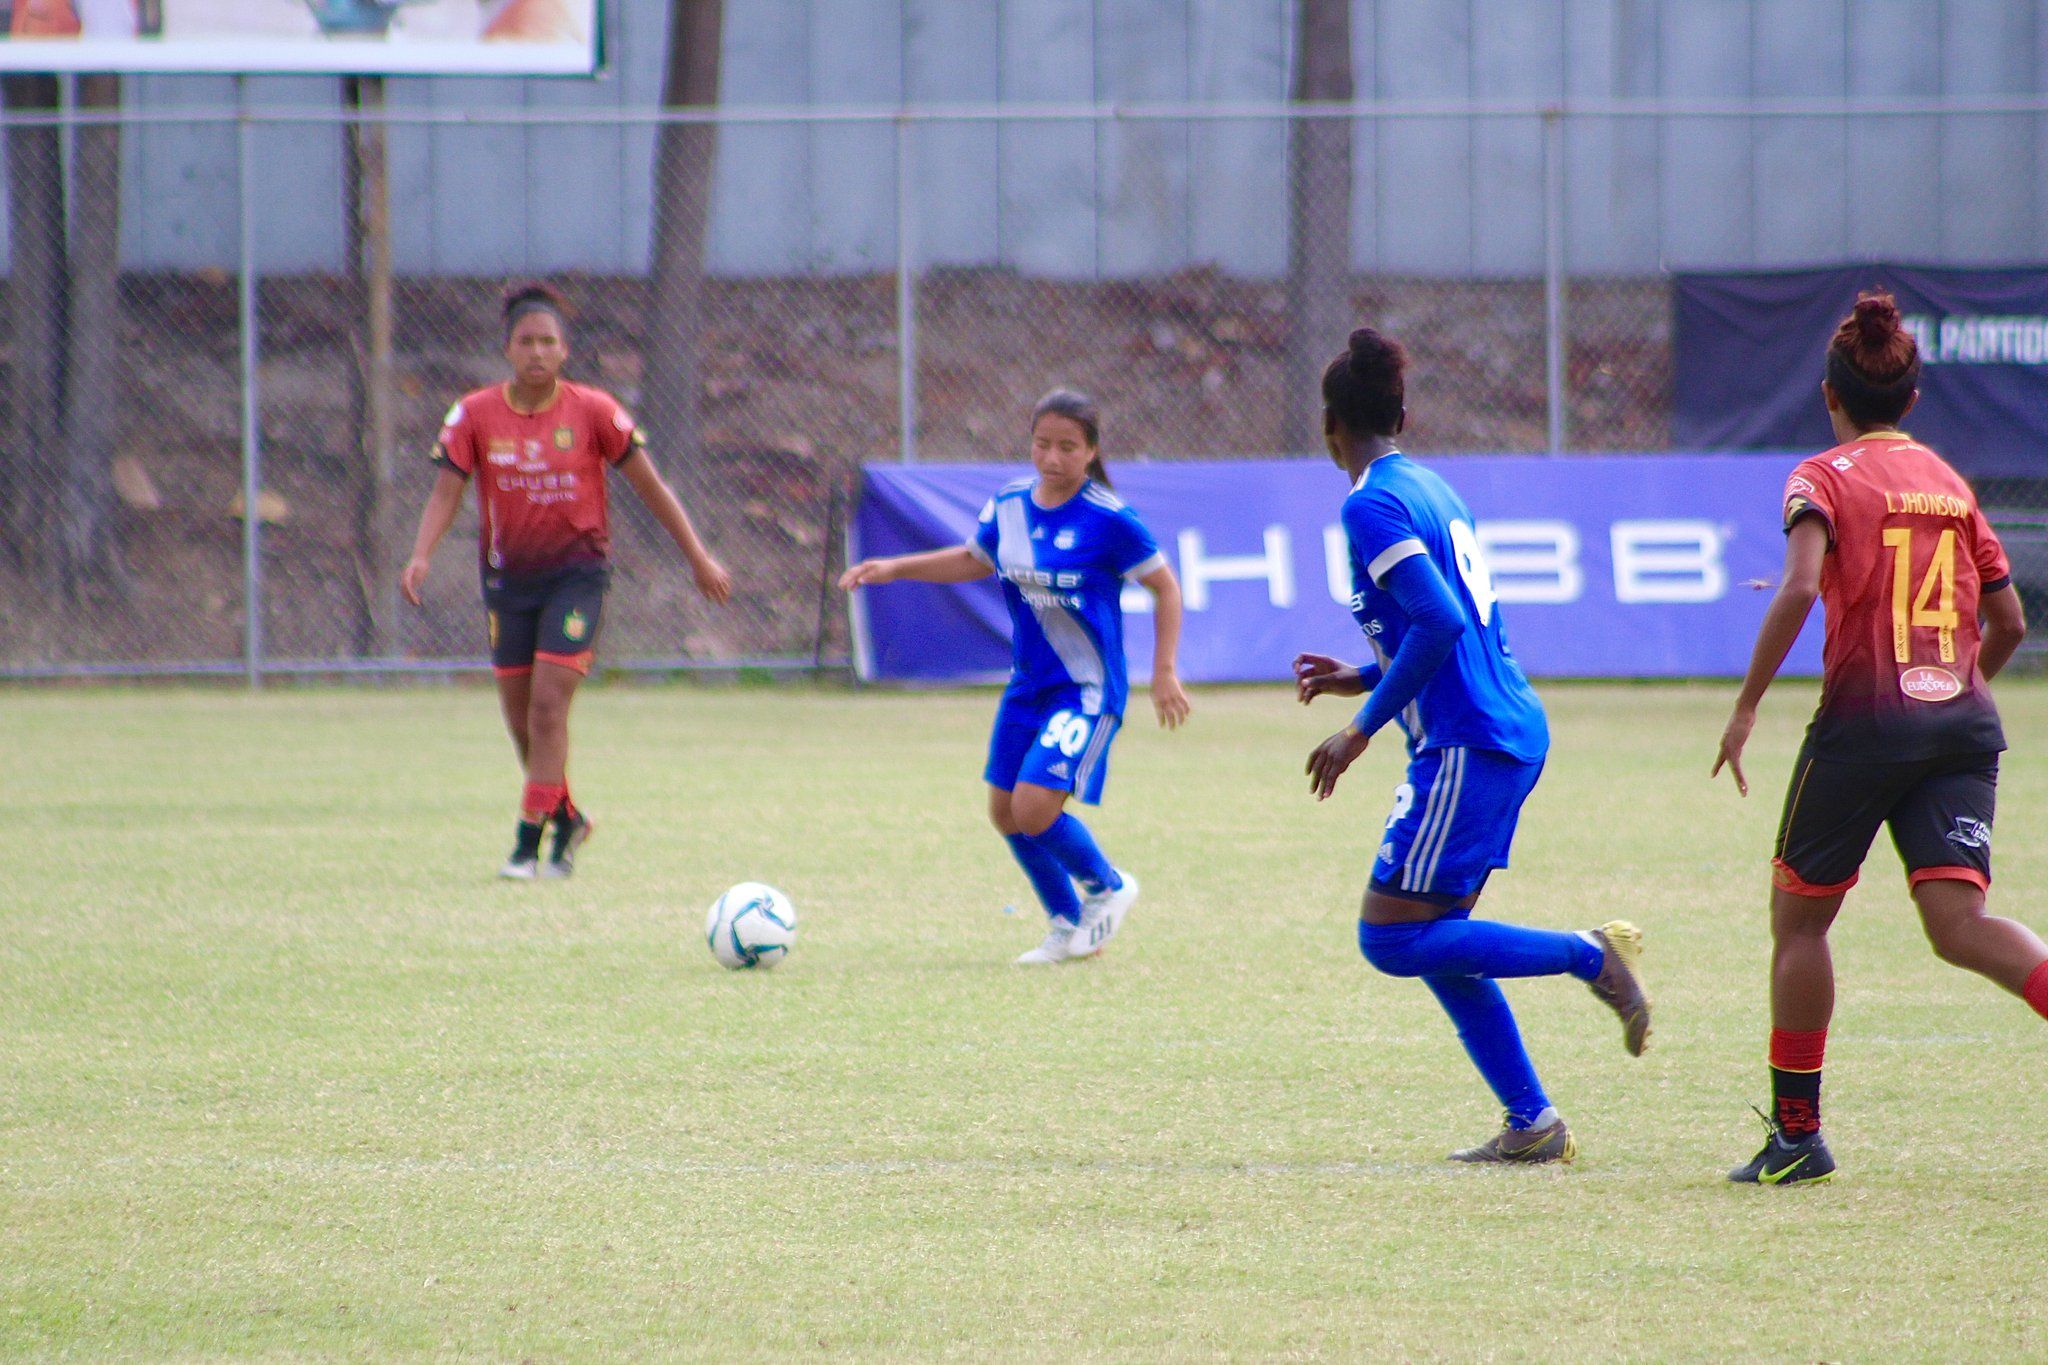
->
[0,103,2039,679]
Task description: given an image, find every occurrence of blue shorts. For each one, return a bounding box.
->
[984,689,1122,806]
[1370,746,1544,904]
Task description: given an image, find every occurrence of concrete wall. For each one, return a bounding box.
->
[39,0,2048,276]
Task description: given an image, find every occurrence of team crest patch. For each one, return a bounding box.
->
[554,425,574,451]
[563,609,588,643]
[1054,529,1077,550]
[1947,817,1992,850]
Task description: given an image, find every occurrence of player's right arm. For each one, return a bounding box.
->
[1713,514,1827,796]
[401,467,469,606]
[838,546,992,590]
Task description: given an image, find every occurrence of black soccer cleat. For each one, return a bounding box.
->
[1728,1109,1836,1186]
[542,807,593,880]
[1449,1114,1578,1165]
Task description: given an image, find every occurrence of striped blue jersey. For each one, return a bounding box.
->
[966,477,1166,717]
[1342,453,1548,762]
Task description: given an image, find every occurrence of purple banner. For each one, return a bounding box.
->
[1676,265,2048,478]
[849,456,1824,685]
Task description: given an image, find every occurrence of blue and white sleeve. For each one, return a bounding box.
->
[1110,509,1168,581]
[1341,489,1427,586]
[965,498,999,568]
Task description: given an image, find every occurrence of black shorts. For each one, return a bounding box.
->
[482,565,609,676]
[1773,742,1998,897]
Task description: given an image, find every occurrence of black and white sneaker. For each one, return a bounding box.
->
[541,808,592,880]
[499,819,545,881]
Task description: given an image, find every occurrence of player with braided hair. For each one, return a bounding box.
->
[1295,327,1652,1165]
[1716,291,2037,1185]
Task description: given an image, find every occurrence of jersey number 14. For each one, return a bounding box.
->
[1882,526,1958,664]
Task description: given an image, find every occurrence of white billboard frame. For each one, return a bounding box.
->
[0,0,602,75]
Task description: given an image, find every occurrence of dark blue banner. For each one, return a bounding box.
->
[1676,265,2048,478]
[850,456,1823,685]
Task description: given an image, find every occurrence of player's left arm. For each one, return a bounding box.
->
[616,447,732,604]
[1971,507,2025,681]
[1980,583,2026,681]
[1713,514,1827,796]
[1307,553,1465,801]
[1135,563,1190,729]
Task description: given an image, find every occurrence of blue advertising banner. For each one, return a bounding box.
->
[1676,265,2048,479]
[849,456,1824,685]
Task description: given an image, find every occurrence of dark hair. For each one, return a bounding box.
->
[1321,327,1406,438]
[1825,291,1919,429]
[1031,387,1110,486]
[502,280,570,342]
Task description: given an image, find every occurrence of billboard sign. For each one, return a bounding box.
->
[850,456,1823,686]
[1676,265,2048,479]
[0,0,599,73]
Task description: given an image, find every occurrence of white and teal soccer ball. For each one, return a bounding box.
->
[705,882,797,969]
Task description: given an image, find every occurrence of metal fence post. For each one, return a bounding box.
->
[236,91,263,687]
[895,112,916,464]
[1542,106,1566,456]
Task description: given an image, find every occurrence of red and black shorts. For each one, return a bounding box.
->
[1773,741,1998,897]
[482,564,609,677]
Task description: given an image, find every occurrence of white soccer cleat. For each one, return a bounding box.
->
[498,854,539,881]
[1067,871,1138,957]
[1014,918,1082,965]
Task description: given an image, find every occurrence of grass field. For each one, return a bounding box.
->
[6,680,2048,1360]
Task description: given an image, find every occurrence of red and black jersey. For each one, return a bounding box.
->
[1783,431,2011,761]
[432,380,645,576]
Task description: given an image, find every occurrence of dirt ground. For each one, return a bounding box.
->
[0,269,1670,672]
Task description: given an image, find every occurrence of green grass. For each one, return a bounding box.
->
[6,680,2048,1360]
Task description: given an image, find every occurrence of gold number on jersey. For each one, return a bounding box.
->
[1881,526,1958,664]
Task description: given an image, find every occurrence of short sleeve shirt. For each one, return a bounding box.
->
[434,380,644,577]
[1783,431,2010,759]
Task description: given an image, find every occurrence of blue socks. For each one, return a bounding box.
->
[1027,814,1121,896]
[1359,911,1601,1132]
[1358,916,1604,981]
[1424,974,1553,1128]
[1005,833,1081,925]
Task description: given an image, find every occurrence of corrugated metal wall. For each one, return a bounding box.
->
[70,0,2048,276]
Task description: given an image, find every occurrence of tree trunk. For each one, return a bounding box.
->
[641,0,722,476]
[59,72,125,600]
[344,74,399,657]
[1284,0,1354,455]
[2,74,65,576]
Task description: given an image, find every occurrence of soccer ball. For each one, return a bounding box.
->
[704,882,797,969]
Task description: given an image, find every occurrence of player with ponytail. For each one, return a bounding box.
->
[840,388,1190,965]
[1716,291,2036,1184]
[401,281,733,880]
[1294,327,1652,1165]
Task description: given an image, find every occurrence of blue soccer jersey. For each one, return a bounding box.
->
[966,477,1166,717]
[1343,453,1548,762]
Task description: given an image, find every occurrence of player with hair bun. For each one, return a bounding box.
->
[840,388,1190,965]
[1715,291,2037,1185]
[401,281,733,880]
[1295,327,1652,1164]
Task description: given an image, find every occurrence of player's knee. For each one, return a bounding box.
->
[1013,802,1060,838]
[527,691,572,735]
[987,792,1021,836]
[1357,922,1424,977]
